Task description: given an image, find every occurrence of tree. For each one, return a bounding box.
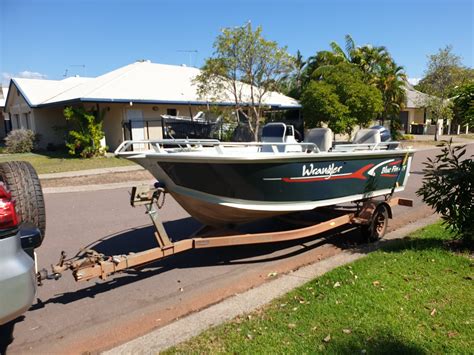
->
[377,60,407,123]
[414,46,473,139]
[452,83,474,127]
[302,63,383,135]
[302,35,406,127]
[64,106,107,158]
[415,45,474,98]
[301,81,352,134]
[282,50,307,99]
[194,22,294,141]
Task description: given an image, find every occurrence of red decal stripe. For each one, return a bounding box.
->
[282,164,374,183]
[381,174,397,177]
[389,160,402,166]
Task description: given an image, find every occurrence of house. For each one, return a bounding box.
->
[399,83,451,135]
[0,87,10,139]
[3,61,300,150]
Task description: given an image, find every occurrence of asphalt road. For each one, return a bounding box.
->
[6,144,474,354]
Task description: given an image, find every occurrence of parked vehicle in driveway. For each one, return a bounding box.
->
[0,161,45,326]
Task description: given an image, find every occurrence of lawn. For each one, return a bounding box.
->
[166,223,473,354]
[0,151,135,174]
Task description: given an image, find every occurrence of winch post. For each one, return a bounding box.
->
[131,185,172,248]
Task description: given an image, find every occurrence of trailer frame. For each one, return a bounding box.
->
[43,185,413,284]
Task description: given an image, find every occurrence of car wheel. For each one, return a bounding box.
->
[0,161,46,242]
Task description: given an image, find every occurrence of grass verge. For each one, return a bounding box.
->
[166,223,473,354]
[0,151,134,174]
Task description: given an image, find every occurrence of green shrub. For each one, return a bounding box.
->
[64,106,107,158]
[417,140,474,243]
[390,118,404,140]
[401,134,414,140]
[5,129,36,153]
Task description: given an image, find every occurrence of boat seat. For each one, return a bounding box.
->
[353,129,381,144]
[304,128,333,152]
[261,136,285,152]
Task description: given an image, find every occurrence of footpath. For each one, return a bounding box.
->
[39,165,154,193]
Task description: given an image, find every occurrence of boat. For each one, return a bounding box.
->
[161,111,221,139]
[115,122,415,226]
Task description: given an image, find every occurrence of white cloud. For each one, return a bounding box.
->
[17,70,48,80]
[1,72,13,84]
[2,70,48,86]
[408,77,421,85]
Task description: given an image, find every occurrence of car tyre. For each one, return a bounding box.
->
[0,161,46,243]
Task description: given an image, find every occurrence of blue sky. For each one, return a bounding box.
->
[1,0,472,86]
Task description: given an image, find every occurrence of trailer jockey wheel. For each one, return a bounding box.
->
[362,204,388,242]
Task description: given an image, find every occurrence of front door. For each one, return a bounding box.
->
[399,111,409,133]
[127,109,145,150]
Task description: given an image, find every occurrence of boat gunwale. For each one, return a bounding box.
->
[117,148,415,164]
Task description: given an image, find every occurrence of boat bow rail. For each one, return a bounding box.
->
[115,139,321,155]
[114,139,406,156]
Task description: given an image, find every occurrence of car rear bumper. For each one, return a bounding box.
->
[0,229,37,325]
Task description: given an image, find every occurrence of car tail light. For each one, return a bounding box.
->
[0,185,18,229]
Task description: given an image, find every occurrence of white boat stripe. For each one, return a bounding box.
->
[367,159,395,176]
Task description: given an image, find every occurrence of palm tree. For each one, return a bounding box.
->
[293,50,307,95]
[329,34,355,62]
[356,45,391,82]
[329,35,407,123]
[377,60,407,123]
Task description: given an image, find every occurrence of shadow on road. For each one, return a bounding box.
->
[0,316,24,355]
[30,213,384,310]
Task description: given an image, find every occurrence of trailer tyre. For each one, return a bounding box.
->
[362,204,388,242]
[0,161,46,243]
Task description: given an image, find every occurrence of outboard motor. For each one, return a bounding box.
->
[370,125,391,142]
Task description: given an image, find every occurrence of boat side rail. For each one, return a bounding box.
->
[115,139,221,155]
[115,139,320,155]
[332,141,401,152]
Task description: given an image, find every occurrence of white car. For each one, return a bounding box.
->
[0,161,45,350]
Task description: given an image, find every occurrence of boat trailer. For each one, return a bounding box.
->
[38,184,413,284]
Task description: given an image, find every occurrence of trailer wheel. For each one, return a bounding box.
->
[361,204,388,242]
[0,161,46,243]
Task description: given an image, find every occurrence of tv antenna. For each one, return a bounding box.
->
[177,50,198,67]
[70,64,86,77]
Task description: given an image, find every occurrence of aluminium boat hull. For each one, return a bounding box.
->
[126,149,414,226]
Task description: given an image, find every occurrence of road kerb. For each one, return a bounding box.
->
[42,180,152,194]
[38,165,143,180]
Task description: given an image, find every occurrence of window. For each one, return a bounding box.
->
[4,114,12,133]
[166,108,177,116]
[24,113,30,129]
[14,114,20,129]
